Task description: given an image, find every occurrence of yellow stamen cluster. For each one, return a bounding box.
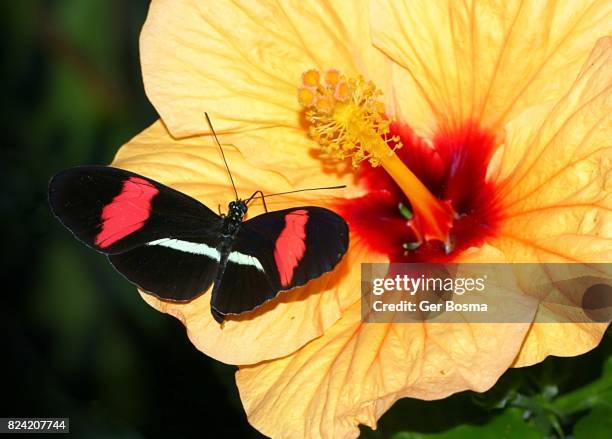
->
[297,69,401,167]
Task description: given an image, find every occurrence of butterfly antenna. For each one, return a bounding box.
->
[205,113,239,200]
[245,185,346,204]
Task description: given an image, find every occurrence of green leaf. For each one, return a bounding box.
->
[574,407,612,439]
[390,409,539,439]
[551,356,612,416]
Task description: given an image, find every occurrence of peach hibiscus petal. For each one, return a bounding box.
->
[111,120,370,364]
[140,0,393,183]
[371,0,612,133]
[492,37,612,366]
[496,37,611,262]
[237,302,531,439]
[513,321,609,368]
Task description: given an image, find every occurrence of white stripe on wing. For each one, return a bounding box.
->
[228,252,265,272]
[147,238,264,271]
[147,238,221,260]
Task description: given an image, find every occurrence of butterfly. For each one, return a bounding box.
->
[48,117,349,323]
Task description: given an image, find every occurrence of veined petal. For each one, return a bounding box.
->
[496,37,612,262]
[112,120,369,364]
[237,302,531,439]
[140,0,393,181]
[216,127,365,188]
[371,0,612,133]
[455,243,508,263]
[513,322,609,367]
[492,38,612,365]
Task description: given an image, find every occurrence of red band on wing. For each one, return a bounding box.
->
[95,177,158,248]
[274,209,309,287]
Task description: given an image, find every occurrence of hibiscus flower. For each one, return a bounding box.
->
[111,0,611,437]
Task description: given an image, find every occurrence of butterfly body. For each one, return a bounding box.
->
[49,166,349,323]
[211,200,249,321]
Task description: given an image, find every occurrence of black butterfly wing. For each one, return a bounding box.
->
[211,206,349,320]
[49,166,222,254]
[49,166,223,301]
[108,236,221,301]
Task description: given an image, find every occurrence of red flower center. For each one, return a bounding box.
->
[337,121,503,262]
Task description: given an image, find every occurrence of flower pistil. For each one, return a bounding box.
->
[298,69,456,250]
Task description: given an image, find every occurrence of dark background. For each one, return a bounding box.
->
[3,2,611,438]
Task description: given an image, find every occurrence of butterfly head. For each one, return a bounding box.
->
[228,200,248,222]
